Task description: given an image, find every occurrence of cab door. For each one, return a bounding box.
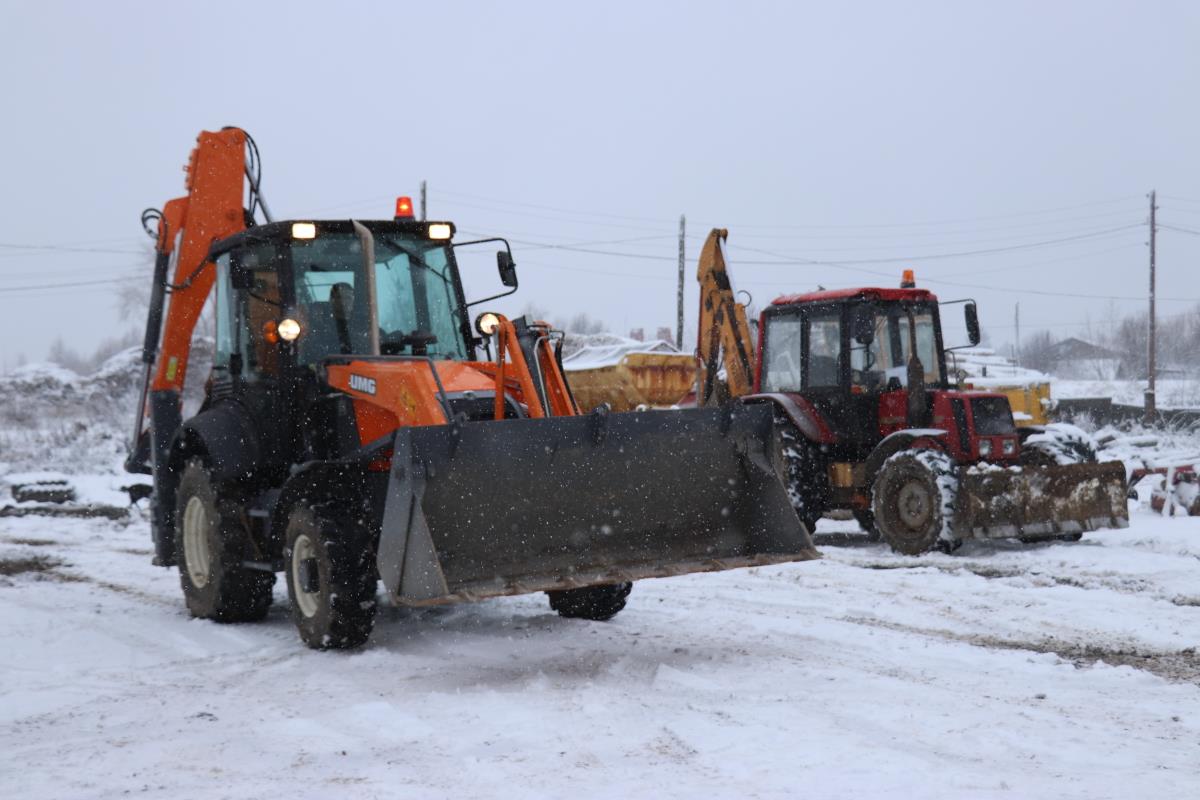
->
[214,242,292,471]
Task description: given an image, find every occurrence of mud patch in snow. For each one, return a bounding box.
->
[0,554,62,576]
[844,614,1200,684]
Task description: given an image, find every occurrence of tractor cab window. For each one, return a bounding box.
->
[805,310,842,389]
[761,315,802,392]
[213,244,285,381]
[291,232,467,364]
[848,308,890,391]
[896,309,943,386]
[761,308,843,391]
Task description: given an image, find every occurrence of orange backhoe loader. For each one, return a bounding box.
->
[125,129,816,649]
[696,228,1128,555]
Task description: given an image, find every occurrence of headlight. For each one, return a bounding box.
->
[978,439,992,457]
[278,318,302,341]
[475,311,501,336]
[291,222,316,239]
[428,223,452,240]
[1003,439,1016,455]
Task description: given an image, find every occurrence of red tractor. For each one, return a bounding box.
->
[697,228,1128,554]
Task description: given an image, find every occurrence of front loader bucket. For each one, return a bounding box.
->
[955,460,1129,540]
[376,403,818,605]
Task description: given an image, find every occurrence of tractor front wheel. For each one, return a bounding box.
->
[871,450,960,556]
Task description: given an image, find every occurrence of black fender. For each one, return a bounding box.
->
[267,460,380,556]
[169,403,261,482]
[864,429,949,485]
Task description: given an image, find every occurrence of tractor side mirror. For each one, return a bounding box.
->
[965,303,981,346]
[851,305,875,346]
[497,250,518,288]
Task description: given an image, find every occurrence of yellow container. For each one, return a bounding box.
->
[566,352,697,412]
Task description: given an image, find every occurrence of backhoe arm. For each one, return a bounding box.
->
[150,129,248,394]
[696,228,755,405]
[128,128,248,566]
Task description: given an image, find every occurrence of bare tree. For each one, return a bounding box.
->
[1020,330,1057,374]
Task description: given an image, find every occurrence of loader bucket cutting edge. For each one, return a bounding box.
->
[376,403,818,605]
[955,460,1129,540]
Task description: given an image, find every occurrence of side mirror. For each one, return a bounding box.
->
[965,303,981,346]
[497,250,518,288]
[851,305,875,346]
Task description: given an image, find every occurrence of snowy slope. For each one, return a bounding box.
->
[1,508,1197,799]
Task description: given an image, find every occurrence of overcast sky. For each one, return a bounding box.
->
[2,0,1198,369]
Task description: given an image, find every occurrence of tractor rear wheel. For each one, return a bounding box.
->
[547,582,632,621]
[776,412,829,533]
[174,459,274,622]
[872,450,960,556]
[283,504,378,649]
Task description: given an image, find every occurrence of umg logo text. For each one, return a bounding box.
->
[348,374,377,395]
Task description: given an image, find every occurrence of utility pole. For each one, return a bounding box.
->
[676,214,686,350]
[1014,302,1020,367]
[420,180,427,221]
[1146,190,1157,423]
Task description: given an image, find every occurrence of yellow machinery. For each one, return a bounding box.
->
[565,351,697,412]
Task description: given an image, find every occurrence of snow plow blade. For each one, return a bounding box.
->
[955,461,1129,540]
[376,403,818,605]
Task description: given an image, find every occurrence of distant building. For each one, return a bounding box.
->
[1046,337,1122,380]
[628,328,644,342]
[656,326,674,344]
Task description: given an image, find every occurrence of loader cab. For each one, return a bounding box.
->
[207,219,476,467]
[757,288,948,459]
[211,220,474,379]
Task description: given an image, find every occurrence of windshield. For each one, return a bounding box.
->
[849,304,943,390]
[849,304,940,388]
[291,232,466,364]
[762,301,944,393]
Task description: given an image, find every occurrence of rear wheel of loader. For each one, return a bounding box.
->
[283,505,377,650]
[547,582,632,621]
[174,459,274,622]
[872,450,960,556]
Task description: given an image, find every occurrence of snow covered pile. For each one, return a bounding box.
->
[948,347,1049,388]
[562,335,681,371]
[0,340,210,475]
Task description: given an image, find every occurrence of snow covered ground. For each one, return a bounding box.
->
[2,505,1197,799]
[1055,378,1200,410]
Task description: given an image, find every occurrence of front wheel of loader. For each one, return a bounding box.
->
[872,450,960,556]
[283,505,377,650]
[547,582,632,621]
[174,459,274,622]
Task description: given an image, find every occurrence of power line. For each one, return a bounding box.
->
[707,207,1145,242]
[1159,223,1200,236]
[0,275,144,294]
[729,224,1145,266]
[0,242,147,259]
[693,195,1144,231]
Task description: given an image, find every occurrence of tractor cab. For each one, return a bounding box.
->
[755,283,1017,466]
